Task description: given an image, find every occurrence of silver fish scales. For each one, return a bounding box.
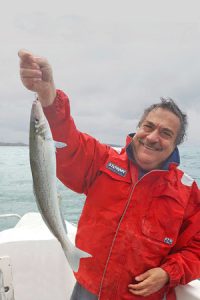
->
[29,99,91,272]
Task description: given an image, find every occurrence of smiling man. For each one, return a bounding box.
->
[19,50,200,300]
[131,103,184,171]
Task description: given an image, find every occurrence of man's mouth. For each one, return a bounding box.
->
[137,138,163,152]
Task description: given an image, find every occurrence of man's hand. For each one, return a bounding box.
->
[18,49,56,107]
[128,267,169,297]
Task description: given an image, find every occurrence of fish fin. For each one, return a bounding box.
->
[54,141,67,149]
[65,245,92,272]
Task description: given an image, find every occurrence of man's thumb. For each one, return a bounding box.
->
[135,271,149,282]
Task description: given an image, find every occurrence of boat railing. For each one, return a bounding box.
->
[0,214,21,220]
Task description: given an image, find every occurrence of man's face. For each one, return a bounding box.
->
[132,108,181,170]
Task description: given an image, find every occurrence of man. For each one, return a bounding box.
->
[19,49,200,300]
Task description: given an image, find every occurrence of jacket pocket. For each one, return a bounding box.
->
[141,189,185,247]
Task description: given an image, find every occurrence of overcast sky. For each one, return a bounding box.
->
[0,0,200,146]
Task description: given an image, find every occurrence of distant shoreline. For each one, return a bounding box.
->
[0,142,120,147]
[0,142,28,147]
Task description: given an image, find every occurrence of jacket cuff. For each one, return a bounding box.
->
[43,89,70,126]
[161,260,182,287]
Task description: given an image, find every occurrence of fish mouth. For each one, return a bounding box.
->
[30,100,47,138]
[138,138,163,152]
[30,100,45,127]
[32,100,42,122]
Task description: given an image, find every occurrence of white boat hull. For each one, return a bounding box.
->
[0,213,75,300]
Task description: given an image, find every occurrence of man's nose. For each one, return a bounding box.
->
[146,129,160,142]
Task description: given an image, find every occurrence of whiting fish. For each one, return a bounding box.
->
[29,99,91,272]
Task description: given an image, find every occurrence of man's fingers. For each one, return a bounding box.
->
[18,49,33,59]
[34,56,50,68]
[135,271,150,282]
[129,287,149,296]
[18,49,45,70]
[128,280,152,297]
[18,49,35,65]
[20,60,40,70]
[128,268,169,298]
[128,283,144,290]
[18,49,50,73]
[20,68,42,79]
[128,278,150,290]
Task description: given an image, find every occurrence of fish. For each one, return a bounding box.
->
[29,99,92,272]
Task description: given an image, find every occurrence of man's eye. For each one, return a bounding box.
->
[143,124,152,130]
[162,131,172,138]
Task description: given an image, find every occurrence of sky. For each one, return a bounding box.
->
[0,0,200,146]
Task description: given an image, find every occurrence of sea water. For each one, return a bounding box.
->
[0,146,85,231]
[0,145,199,231]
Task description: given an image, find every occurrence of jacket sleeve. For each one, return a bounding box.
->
[161,181,200,287]
[43,89,110,194]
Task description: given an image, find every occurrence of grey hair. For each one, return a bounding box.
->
[138,97,188,145]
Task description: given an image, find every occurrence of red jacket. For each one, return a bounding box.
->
[44,90,200,300]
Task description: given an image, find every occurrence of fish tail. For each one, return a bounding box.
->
[65,245,92,272]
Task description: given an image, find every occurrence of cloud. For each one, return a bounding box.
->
[0,1,200,146]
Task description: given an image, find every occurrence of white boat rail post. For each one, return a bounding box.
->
[0,257,15,300]
[0,215,21,220]
[0,269,6,300]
